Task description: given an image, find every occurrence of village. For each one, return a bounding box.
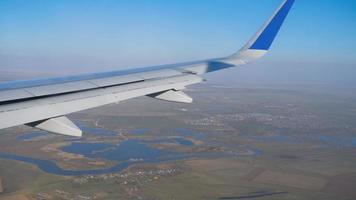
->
[34,166,182,200]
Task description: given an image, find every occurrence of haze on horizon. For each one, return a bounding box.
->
[0,0,356,87]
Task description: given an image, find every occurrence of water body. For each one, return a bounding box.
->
[4,127,261,176]
[61,140,177,162]
[0,140,184,176]
[352,138,356,147]
[16,131,48,141]
[130,129,149,135]
[313,134,356,148]
[175,138,194,146]
[250,148,263,156]
[0,152,132,176]
[0,142,260,176]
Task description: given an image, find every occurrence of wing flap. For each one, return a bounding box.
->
[149,90,193,103]
[27,116,82,137]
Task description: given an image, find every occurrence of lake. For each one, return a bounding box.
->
[0,139,185,176]
[16,131,48,141]
[61,140,179,162]
[5,127,261,176]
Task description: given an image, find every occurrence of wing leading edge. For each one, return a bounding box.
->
[0,0,295,136]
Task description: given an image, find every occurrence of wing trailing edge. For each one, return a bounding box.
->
[149,90,193,103]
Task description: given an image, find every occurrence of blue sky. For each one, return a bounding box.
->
[0,0,356,85]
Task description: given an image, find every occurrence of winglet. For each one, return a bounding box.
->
[224,0,295,65]
[243,0,295,51]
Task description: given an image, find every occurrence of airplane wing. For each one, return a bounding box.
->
[0,0,295,136]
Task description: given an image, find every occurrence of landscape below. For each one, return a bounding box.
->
[0,84,355,200]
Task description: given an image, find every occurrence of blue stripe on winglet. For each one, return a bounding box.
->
[250,0,295,50]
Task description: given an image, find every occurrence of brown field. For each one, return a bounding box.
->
[0,194,29,200]
[253,170,328,190]
[322,173,356,198]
